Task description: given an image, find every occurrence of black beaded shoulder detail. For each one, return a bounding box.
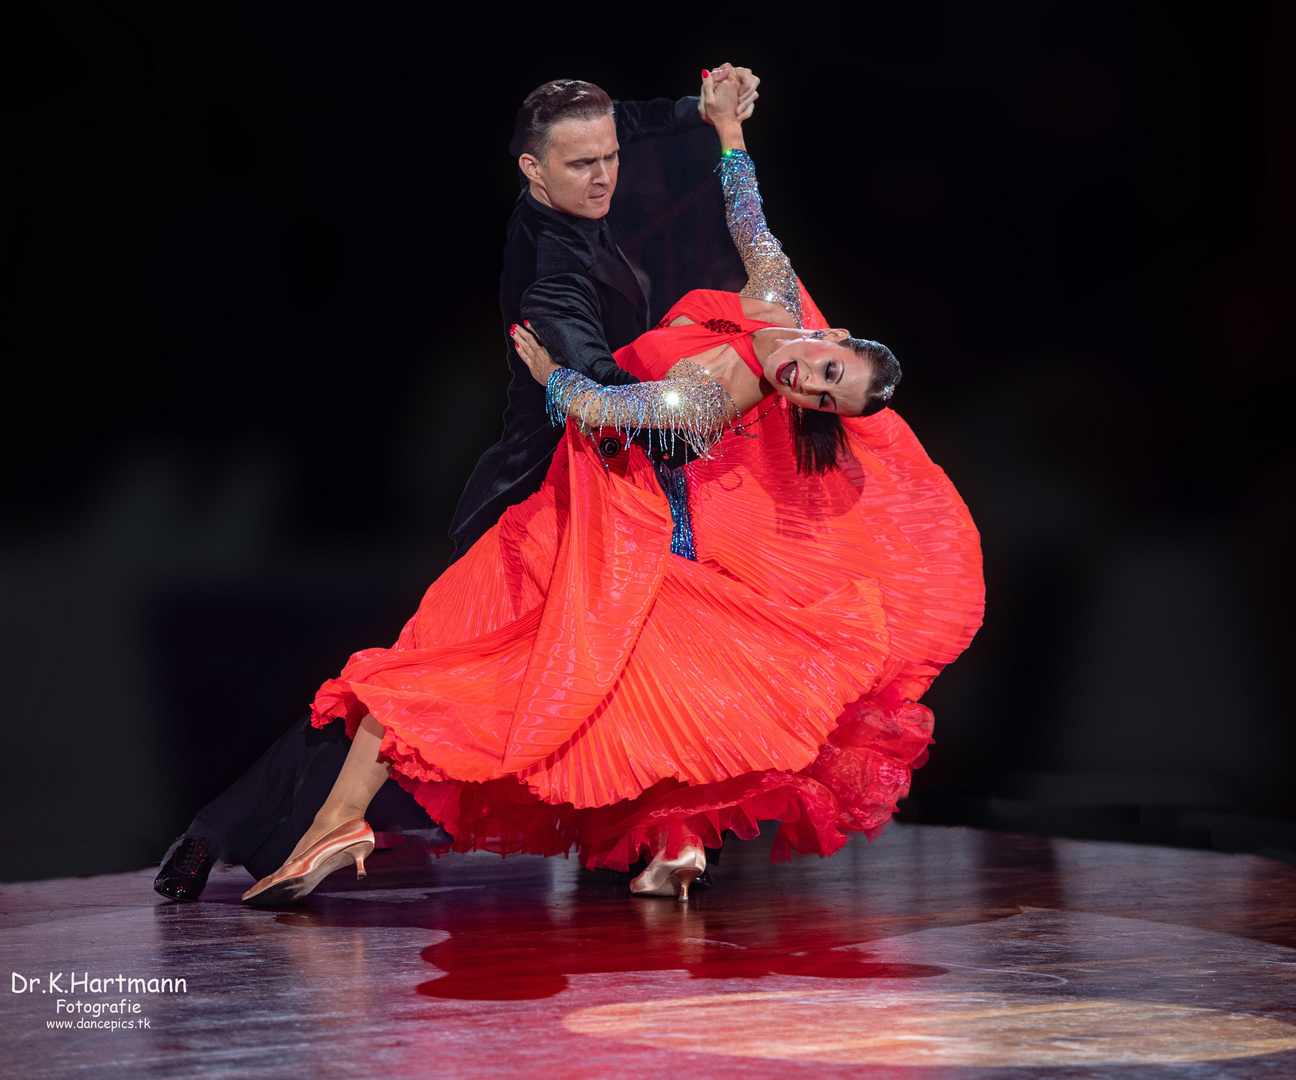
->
[653,313,675,330]
[700,317,743,336]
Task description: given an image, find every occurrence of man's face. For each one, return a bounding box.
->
[521,114,619,219]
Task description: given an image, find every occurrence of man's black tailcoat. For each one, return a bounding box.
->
[448,96,703,558]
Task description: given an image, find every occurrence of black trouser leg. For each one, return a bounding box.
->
[187,715,350,879]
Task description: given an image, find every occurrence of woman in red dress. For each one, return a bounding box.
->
[242,77,984,907]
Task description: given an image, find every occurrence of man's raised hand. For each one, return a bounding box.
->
[701,65,743,130]
[730,65,760,120]
[698,63,760,123]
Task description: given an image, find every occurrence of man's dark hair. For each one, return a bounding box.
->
[788,337,902,475]
[513,79,615,161]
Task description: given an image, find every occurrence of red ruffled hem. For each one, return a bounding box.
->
[331,691,933,870]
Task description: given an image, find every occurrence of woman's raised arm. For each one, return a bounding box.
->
[719,150,803,328]
[701,71,804,329]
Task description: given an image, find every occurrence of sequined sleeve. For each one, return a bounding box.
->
[718,149,803,328]
[546,360,737,458]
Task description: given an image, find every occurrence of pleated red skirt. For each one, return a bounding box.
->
[311,289,984,869]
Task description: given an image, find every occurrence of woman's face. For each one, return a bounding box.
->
[762,329,872,415]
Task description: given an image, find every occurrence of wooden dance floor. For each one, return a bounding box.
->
[4,824,1296,1078]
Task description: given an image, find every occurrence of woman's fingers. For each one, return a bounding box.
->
[511,321,556,383]
[513,324,539,364]
[700,69,726,126]
[510,322,533,359]
[702,63,749,124]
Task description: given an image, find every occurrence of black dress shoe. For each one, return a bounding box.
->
[154,836,216,901]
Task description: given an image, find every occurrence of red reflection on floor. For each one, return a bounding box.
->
[414,901,950,1000]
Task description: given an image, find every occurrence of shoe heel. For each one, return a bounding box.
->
[673,867,702,903]
[352,843,372,880]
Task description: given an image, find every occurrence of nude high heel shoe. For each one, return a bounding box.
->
[629,844,708,902]
[241,819,374,908]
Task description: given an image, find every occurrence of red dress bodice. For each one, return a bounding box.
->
[612,286,832,382]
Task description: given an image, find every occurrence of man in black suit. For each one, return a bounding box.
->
[156,69,758,900]
[451,74,757,555]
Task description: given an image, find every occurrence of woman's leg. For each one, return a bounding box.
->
[283,714,391,862]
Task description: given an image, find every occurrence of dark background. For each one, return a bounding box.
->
[2,1,1292,882]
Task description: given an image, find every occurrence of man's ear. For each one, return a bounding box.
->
[518,153,544,183]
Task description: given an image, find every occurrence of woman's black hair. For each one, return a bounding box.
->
[788,336,903,475]
[788,405,848,475]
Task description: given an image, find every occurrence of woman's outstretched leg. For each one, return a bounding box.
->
[242,715,391,906]
[284,714,391,861]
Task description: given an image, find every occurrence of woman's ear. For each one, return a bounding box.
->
[824,327,850,342]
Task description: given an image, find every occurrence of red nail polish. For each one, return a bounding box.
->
[701,69,709,79]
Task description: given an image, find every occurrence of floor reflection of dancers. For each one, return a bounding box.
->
[242,71,983,908]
